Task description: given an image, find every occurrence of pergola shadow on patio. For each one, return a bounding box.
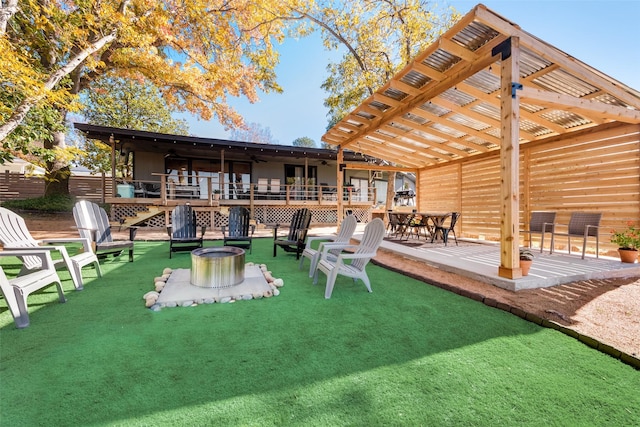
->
[354,234,640,291]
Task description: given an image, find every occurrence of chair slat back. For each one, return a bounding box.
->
[528,211,556,232]
[73,200,113,244]
[171,205,197,239]
[0,208,42,270]
[227,207,251,238]
[288,208,312,242]
[351,218,385,271]
[568,212,602,237]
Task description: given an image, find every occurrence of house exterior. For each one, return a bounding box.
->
[74,123,391,227]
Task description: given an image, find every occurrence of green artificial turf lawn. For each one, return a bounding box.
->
[1,238,639,426]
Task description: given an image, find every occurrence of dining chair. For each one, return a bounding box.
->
[433,212,460,246]
[521,211,556,252]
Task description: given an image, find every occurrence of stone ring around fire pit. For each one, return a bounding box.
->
[143,261,284,310]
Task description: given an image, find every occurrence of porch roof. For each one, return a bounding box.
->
[74,123,371,163]
[321,3,640,169]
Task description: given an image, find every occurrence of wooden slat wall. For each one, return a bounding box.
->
[417,123,640,255]
[0,172,109,203]
[0,172,45,201]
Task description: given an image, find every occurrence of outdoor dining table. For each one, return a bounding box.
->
[415,212,452,242]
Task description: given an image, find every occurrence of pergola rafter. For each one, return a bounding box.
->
[322,3,640,280]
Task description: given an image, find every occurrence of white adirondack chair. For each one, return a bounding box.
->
[313,218,385,299]
[299,214,358,277]
[0,207,101,290]
[0,250,66,328]
[73,200,135,262]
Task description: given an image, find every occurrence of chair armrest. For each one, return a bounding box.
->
[320,243,358,257]
[0,250,56,269]
[3,245,57,252]
[305,235,336,250]
[200,226,207,237]
[166,226,173,238]
[550,223,568,234]
[42,237,93,253]
[542,222,555,233]
[584,224,600,237]
[129,226,138,241]
[266,223,281,239]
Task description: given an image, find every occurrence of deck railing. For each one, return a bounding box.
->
[116,174,377,206]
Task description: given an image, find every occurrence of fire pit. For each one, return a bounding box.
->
[190,247,245,288]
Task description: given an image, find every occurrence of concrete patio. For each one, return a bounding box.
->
[354,234,640,291]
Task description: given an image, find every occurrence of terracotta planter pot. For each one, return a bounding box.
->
[520,259,533,276]
[618,248,638,263]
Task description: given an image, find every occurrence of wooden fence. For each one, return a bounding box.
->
[0,171,111,203]
[417,122,640,256]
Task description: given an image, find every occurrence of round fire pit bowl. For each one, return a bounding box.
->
[190,247,245,288]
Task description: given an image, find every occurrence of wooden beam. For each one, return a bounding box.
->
[519,86,640,124]
[343,163,417,173]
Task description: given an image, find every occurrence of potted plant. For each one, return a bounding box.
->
[519,248,534,276]
[610,221,640,263]
[212,189,221,201]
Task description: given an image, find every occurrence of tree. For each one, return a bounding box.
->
[295,0,459,123]
[82,76,190,135]
[292,136,316,147]
[78,76,190,174]
[229,122,277,144]
[294,0,459,215]
[0,0,300,194]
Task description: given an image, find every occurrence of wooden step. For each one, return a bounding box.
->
[119,206,163,228]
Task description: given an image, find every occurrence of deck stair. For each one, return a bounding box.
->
[114,206,163,228]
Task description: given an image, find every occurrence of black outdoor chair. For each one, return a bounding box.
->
[433,212,460,246]
[273,208,312,259]
[521,211,556,252]
[221,207,255,253]
[167,205,206,258]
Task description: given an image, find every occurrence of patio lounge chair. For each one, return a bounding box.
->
[167,204,206,258]
[273,208,312,259]
[313,218,385,299]
[0,249,66,328]
[257,178,269,199]
[521,211,556,252]
[550,212,602,259]
[221,207,255,253]
[299,214,357,277]
[73,200,136,262]
[0,207,101,290]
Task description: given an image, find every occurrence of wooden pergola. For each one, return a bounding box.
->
[322,4,640,279]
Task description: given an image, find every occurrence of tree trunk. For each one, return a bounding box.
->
[44,130,70,197]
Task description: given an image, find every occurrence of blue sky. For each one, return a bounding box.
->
[177,0,640,146]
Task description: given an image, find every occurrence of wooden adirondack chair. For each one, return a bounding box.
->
[272,208,312,259]
[299,214,357,277]
[0,207,101,290]
[167,204,206,258]
[313,218,385,299]
[221,207,255,253]
[0,249,66,328]
[73,200,136,262]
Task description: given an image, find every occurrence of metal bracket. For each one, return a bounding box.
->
[511,82,523,98]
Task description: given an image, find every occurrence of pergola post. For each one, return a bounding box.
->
[497,36,522,279]
[336,147,344,226]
